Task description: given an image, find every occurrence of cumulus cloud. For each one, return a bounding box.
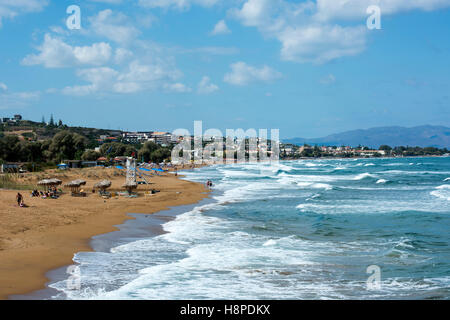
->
[0,0,48,28]
[315,0,450,22]
[89,9,141,45]
[224,62,282,86]
[62,59,187,96]
[22,34,112,68]
[211,20,231,35]
[231,0,450,64]
[197,76,219,94]
[279,24,366,64]
[0,82,7,91]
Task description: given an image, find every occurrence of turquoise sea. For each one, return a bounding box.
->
[49,157,450,299]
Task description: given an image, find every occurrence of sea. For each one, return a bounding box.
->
[46,157,450,300]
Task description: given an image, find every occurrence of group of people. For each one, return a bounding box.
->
[30,187,59,199]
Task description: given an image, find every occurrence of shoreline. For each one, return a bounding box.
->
[0,167,210,300]
[12,196,217,300]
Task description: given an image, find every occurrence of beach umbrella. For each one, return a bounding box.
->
[94,180,112,191]
[122,181,138,194]
[38,179,62,186]
[38,178,62,191]
[64,179,86,193]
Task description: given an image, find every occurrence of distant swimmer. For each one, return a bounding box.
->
[206,180,213,188]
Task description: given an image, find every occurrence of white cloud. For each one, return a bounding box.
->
[89,9,141,45]
[198,76,219,94]
[231,0,450,64]
[138,0,220,10]
[114,48,133,64]
[62,67,118,96]
[0,82,7,91]
[164,82,192,93]
[22,34,112,68]
[279,24,366,64]
[211,20,231,35]
[315,0,450,22]
[224,62,282,86]
[62,59,186,96]
[231,0,276,27]
[0,0,48,28]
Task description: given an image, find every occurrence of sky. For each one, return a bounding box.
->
[0,0,449,139]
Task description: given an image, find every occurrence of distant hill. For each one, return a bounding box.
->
[285,125,450,149]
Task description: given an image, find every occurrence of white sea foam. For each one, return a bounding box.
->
[376,179,388,184]
[296,182,333,190]
[430,185,450,201]
[353,173,378,180]
[263,239,277,246]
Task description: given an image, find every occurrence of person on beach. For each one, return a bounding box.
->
[16,193,23,207]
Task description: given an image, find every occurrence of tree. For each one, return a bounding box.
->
[99,142,137,159]
[150,148,171,163]
[49,114,55,127]
[58,119,63,127]
[138,141,159,162]
[48,131,87,162]
[81,150,101,161]
[379,145,392,152]
[0,135,21,162]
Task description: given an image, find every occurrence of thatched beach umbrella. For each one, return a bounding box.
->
[38,178,62,190]
[94,180,112,191]
[122,181,138,194]
[64,179,87,193]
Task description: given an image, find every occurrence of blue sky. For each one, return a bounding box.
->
[0,0,449,138]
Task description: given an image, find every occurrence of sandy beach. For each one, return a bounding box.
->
[0,167,209,300]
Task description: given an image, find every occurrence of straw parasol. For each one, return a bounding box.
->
[122,181,138,194]
[38,178,62,190]
[94,180,112,191]
[64,179,87,193]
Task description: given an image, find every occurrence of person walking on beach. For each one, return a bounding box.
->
[16,193,23,207]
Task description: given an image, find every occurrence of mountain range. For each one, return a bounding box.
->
[285,125,450,149]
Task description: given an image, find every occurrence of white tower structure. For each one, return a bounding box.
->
[126,157,136,185]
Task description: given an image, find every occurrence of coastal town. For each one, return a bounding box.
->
[1,114,449,173]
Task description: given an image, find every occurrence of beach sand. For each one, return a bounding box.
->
[0,167,209,300]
